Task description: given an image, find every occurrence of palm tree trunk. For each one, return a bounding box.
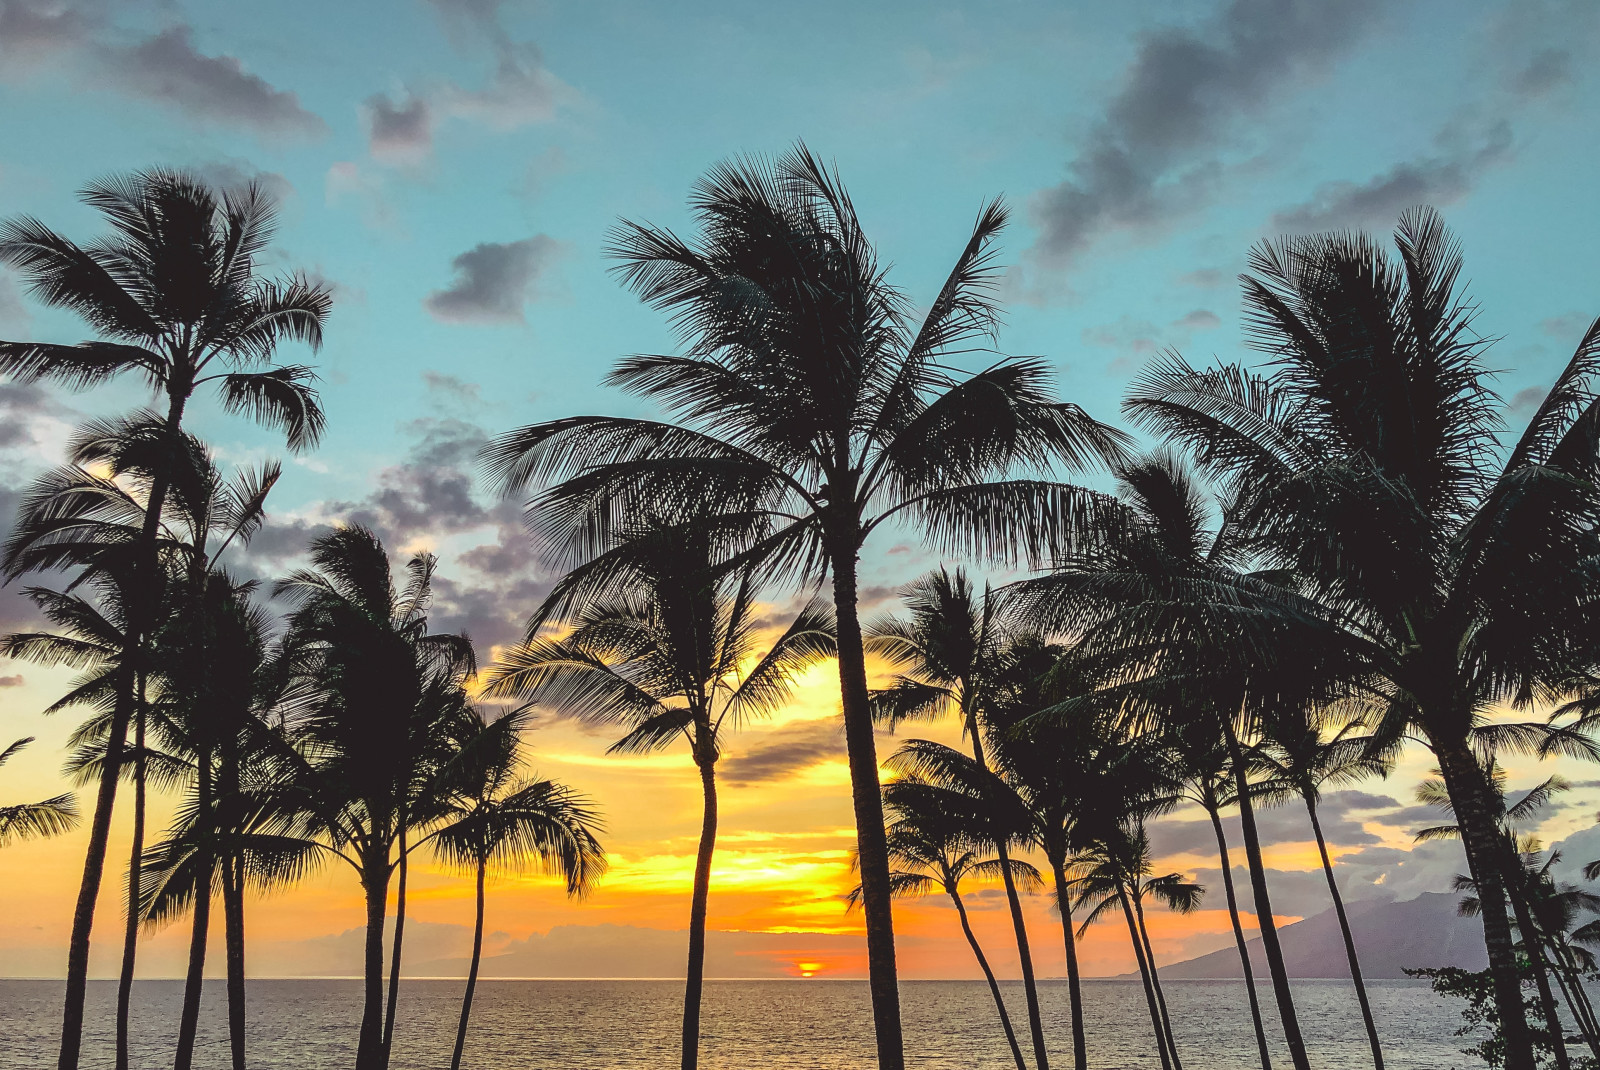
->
[1118,886,1172,1070]
[115,695,147,1070]
[449,859,487,1070]
[1133,890,1183,1070]
[355,858,389,1070]
[1548,949,1600,1062]
[381,826,408,1067]
[59,391,185,1070]
[1435,738,1535,1070]
[1497,855,1572,1070]
[950,884,1027,1070]
[1224,720,1311,1070]
[995,842,1048,1070]
[1205,804,1271,1070]
[58,671,135,1070]
[223,855,247,1070]
[830,547,904,1070]
[173,746,214,1070]
[1049,856,1087,1070]
[681,756,719,1070]
[1305,798,1383,1068]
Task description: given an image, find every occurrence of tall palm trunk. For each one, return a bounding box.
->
[1206,805,1271,1070]
[1224,721,1310,1070]
[1436,738,1535,1070]
[968,715,1047,1070]
[1305,797,1383,1069]
[949,880,1027,1070]
[223,854,247,1070]
[115,696,148,1070]
[449,859,488,1070]
[681,755,718,1070]
[1049,856,1088,1070]
[1133,890,1182,1070]
[1547,946,1600,1062]
[382,825,408,1066]
[830,547,904,1070]
[1496,845,1575,1070]
[355,852,389,1070]
[1118,884,1172,1070]
[59,389,186,1070]
[173,744,214,1070]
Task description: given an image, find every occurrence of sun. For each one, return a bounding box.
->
[794,961,823,978]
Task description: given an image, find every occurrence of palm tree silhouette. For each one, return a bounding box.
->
[0,169,330,1070]
[867,776,1038,1070]
[481,145,1125,1068]
[425,708,606,1070]
[1126,211,1600,1070]
[0,738,77,845]
[1256,716,1392,1068]
[867,569,1052,1070]
[273,527,474,1070]
[484,518,834,1070]
[1074,824,1202,1070]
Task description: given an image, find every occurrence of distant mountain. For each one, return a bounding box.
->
[1151,892,1486,979]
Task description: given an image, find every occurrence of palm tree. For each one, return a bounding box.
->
[870,777,1037,1070]
[1256,716,1392,1068]
[867,569,1051,1070]
[1162,722,1273,1070]
[1074,824,1202,1070]
[273,527,474,1070]
[483,518,834,1070]
[1012,452,1324,1069]
[481,145,1126,1069]
[0,169,330,1070]
[425,709,606,1070]
[1125,211,1600,1070]
[0,738,78,845]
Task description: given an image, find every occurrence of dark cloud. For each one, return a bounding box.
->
[424,236,562,324]
[1271,121,1512,232]
[98,27,326,138]
[1509,47,1572,98]
[1177,269,1226,289]
[1030,0,1382,266]
[365,91,432,164]
[1149,789,1397,860]
[1173,309,1220,331]
[1541,313,1593,340]
[721,719,845,786]
[191,160,296,205]
[1508,386,1548,421]
[0,0,95,77]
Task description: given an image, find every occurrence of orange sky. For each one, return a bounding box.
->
[1,644,1588,982]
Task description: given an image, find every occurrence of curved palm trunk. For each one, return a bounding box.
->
[1049,856,1087,1070]
[355,856,389,1070]
[681,757,719,1070]
[381,828,408,1067]
[58,672,135,1070]
[1224,721,1310,1070]
[1206,805,1271,1070]
[173,746,215,1070]
[1436,738,1535,1070]
[1547,947,1600,1062]
[60,391,185,1070]
[995,844,1048,1068]
[1118,885,1172,1070]
[1133,890,1183,1070]
[1305,797,1383,1069]
[831,549,904,1070]
[949,882,1027,1070]
[115,698,148,1070]
[223,855,247,1070]
[449,859,488,1070]
[1497,848,1573,1070]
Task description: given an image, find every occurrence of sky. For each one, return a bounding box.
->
[1,0,1599,983]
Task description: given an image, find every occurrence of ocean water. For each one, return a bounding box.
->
[0,977,1469,1069]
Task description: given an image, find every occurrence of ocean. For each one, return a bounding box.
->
[0,978,1471,1068]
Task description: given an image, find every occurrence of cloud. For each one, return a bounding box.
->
[98,26,325,138]
[1173,309,1221,331]
[721,719,845,786]
[0,273,28,331]
[1149,789,1399,861]
[1541,313,1593,340]
[424,236,562,325]
[1029,0,1382,267]
[1508,386,1547,421]
[1177,268,1226,289]
[1082,308,1225,376]
[1272,121,1513,232]
[364,91,432,165]
[0,0,95,78]
[324,162,396,230]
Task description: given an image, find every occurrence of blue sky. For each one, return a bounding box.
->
[3,0,1600,979]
